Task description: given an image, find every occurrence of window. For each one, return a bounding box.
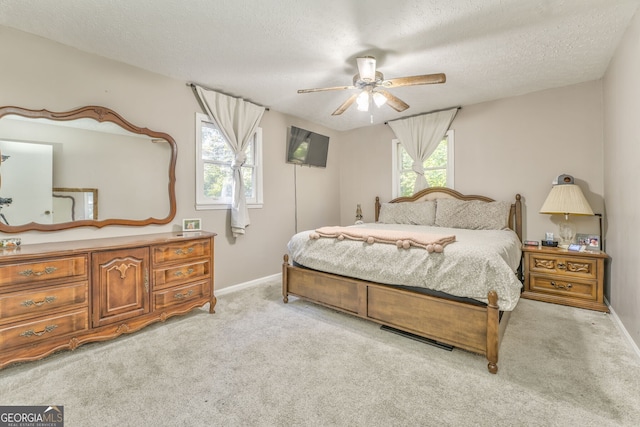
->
[195,113,263,209]
[392,130,454,198]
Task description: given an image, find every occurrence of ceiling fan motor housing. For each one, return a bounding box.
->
[353,71,384,88]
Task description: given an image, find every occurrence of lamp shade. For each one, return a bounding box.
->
[539,184,594,216]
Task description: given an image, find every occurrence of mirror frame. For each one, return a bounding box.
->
[0,105,177,232]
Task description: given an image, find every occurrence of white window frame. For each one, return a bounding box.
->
[195,112,263,210]
[391,129,455,198]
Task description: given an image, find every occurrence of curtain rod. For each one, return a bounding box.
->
[187,82,270,111]
[384,106,461,125]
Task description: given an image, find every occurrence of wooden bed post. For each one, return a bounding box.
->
[282,254,289,303]
[374,196,381,222]
[486,290,499,374]
[514,194,522,242]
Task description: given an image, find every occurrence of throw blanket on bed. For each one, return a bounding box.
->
[310,226,456,253]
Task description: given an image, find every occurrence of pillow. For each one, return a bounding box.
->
[435,198,512,230]
[378,201,436,225]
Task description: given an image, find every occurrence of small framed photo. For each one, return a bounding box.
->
[182,218,201,232]
[576,233,600,249]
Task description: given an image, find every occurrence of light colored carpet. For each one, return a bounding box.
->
[1,279,639,426]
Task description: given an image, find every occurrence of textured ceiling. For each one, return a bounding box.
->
[1,0,639,131]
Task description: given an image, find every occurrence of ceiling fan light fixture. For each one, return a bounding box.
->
[372,91,387,108]
[356,91,370,111]
[356,56,377,82]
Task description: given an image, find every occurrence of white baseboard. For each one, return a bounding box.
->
[605,298,640,361]
[215,273,282,296]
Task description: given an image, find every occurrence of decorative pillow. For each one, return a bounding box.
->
[378,201,436,225]
[435,199,511,230]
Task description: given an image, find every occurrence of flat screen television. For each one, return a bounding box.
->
[286,126,329,168]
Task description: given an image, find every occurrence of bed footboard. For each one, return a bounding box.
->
[282,255,505,374]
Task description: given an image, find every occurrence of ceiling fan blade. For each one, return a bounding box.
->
[377,90,409,112]
[298,85,356,94]
[382,73,446,88]
[331,93,358,116]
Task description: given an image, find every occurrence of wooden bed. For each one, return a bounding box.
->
[282,187,522,374]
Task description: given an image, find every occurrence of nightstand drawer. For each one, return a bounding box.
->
[529,275,596,300]
[528,254,597,279]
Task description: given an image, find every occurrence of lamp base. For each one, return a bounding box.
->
[558,216,576,248]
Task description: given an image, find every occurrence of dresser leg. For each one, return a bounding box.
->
[209,295,217,314]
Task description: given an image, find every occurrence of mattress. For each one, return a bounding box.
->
[287,223,523,311]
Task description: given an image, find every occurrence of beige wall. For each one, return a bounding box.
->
[339,81,605,242]
[603,9,640,349]
[0,26,341,290]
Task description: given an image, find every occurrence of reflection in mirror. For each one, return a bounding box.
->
[0,106,177,233]
[52,188,98,223]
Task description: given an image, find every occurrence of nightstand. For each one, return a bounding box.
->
[521,245,609,312]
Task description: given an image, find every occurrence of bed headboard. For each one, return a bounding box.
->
[375,187,522,242]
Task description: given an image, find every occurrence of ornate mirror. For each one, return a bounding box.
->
[0,105,176,232]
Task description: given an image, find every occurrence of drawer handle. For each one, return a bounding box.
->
[551,281,573,290]
[174,290,194,300]
[18,267,58,277]
[22,296,57,307]
[174,247,195,256]
[174,268,195,277]
[20,324,58,338]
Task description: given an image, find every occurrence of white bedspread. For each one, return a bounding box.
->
[287,223,523,311]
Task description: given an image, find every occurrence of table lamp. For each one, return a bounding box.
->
[539,174,594,247]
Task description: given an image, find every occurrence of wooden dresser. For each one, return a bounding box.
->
[0,232,215,369]
[521,245,608,312]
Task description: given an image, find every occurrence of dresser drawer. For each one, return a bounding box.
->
[0,282,88,323]
[154,260,211,291]
[0,309,89,351]
[529,275,596,300]
[152,239,211,265]
[0,256,88,288]
[528,254,597,280]
[153,280,211,311]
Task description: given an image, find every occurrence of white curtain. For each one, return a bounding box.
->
[194,86,265,237]
[388,107,458,192]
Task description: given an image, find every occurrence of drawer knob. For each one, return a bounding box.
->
[18,267,58,277]
[20,324,58,338]
[21,296,57,307]
[551,281,573,290]
[174,289,194,300]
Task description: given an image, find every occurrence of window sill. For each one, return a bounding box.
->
[196,203,263,211]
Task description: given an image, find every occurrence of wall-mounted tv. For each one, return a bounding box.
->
[286,126,329,168]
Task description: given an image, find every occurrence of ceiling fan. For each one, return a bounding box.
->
[297,56,446,116]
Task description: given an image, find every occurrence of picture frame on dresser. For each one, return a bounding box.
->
[576,233,600,250]
[182,218,202,232]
